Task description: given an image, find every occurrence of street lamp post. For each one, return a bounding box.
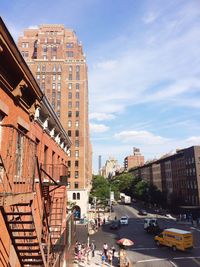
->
[109,186,112,220]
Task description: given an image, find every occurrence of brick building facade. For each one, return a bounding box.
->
[0,18,74,266]
[18,24,92,218]
[130,146,200,207]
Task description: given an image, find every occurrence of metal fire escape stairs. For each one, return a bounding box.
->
[0,155,47,266]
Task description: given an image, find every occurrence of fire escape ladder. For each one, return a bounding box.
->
[0,202,47,266]
[49,186,66,247]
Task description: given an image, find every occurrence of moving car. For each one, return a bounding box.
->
[154,228,193,251]
[144,218,161,234]
[120,216,129,225]
[138,209,147,216]
[110,220,120,230]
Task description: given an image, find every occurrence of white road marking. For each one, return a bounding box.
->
[173,256,200,260]
[137,258,167,263]
[169,260,178,267]
[131,247,158,251]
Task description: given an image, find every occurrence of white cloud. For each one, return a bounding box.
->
[89,1,200,115]
[89,112,116,121]
[28,25,39,29]
[115,130,169,145]
[142,12,158,24]
[90,123,109,133]
[95,60,118,71]
[185,136,200,145]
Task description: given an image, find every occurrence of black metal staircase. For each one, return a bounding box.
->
[1,203,45,266]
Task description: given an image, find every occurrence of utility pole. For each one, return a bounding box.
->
[109,186,112,220]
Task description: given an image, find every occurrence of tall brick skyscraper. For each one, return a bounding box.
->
[18,24,92,217]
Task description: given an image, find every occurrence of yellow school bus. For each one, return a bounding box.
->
[154,228,193,251]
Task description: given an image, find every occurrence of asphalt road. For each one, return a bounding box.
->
[91,204,200,267]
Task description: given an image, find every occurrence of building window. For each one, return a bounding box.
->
[58,75,61,81]
[58,65,62,72]
[74,182,79,189]
[76,102,79,109]
[68,83,72,90]
[76,92,80,99]
[75,140,79,147]
[42,74,45,80]
[53,65,56,72]
[77,193,80,200]
[68,171,71,178]
[69,73,72,80]
[22,51,29,58]
[68,130,71,137]
[75,171,79,178]
[75,160,79,167]
[75,130,79,137]
[52,83,56,90]
[73,192,76,200]
[67,51,74,57]
[69,66,73,72]
[57,100,60,110]
[42,65,46,72]
[68,92,72,99]
[68,111,72,118]
[43,46,47,53]
[76,65,80,72]
[76,111,79,117]
[68,102,72,108]
[68,120,72,128]
[76,73,80,80]
[57,92,61,100]
[67,182,70,189]
[75,120,79,128]
[53,75,56,81]
[22,42,29,48]
[68,161,71,167]
[76,83,80,90]
[75,150,79,158]
[37,75,40,80]
[57,83,61,92]
[66,43,73,48]
[37,65,41,72]
[43,55,47,60]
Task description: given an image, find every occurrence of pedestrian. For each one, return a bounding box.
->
[111,245,116,258]
[115,215,117,220]
[91,242,96,257]
[102,252,106,266]
[103,217,106,224]
[108,248,113,266]
[103,242,108,257]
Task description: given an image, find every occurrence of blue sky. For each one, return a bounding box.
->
[1,0,200,172]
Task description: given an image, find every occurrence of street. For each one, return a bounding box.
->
[90,204,200,267]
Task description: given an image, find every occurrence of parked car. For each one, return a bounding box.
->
[110,220,120,230]
[120,216,129,225]
[138,209,147,216]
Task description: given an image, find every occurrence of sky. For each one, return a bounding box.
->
[1,0,200,173]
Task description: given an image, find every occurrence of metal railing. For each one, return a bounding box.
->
[0,124,37,194]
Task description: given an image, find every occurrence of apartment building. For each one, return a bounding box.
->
[0,18,74,266]
[18,24,92,218]
[124,147,144,171]
[130,146,200,207]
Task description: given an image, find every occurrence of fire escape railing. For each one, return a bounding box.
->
[0,124,36,195]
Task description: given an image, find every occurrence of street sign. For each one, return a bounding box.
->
[110,191,114,201]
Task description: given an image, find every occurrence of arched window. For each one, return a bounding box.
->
[77,193,80,200]
[73,193,76,200]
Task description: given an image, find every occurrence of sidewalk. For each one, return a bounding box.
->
[73,250,119,267]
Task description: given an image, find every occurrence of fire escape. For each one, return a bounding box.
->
[0,125,68,267]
